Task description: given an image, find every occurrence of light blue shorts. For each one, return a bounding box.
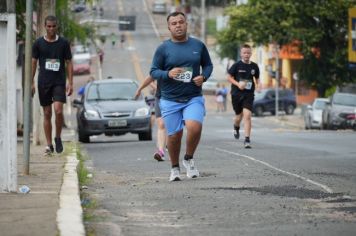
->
[160,96,205,135]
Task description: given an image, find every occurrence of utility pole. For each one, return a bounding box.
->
[275,43,280,117]
[32,0,56,146]
[0,0,17,192]
[23,0,33,175]
[200,0,205,43]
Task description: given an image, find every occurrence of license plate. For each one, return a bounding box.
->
[108,119,127,127]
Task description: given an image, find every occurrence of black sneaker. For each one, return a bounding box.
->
[54,137,63,153]
[244,140,251,149]
[233,126,240,139]
[44,145,54,156]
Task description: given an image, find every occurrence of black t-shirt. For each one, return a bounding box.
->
[228,60,260,95]
[32,36,72,86]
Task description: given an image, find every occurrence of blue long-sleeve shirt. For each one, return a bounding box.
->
[150,37,213,101]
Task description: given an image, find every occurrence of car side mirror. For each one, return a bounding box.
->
[72,98,83,108]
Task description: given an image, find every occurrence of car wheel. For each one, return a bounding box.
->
[304,118,310,130]
[326,117,335,130]
[285,104,295,115]
[138,130,152,141]
[78,129,90,143]
[255,106,264,117]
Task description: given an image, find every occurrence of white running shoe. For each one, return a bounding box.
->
[169,167,181,182]
[182,159,199,178]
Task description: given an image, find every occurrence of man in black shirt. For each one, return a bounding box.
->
[32,15,73,155]
[227,44,260,148]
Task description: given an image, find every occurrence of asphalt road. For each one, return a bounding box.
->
[71,0,356,235]
[80,113,356,236]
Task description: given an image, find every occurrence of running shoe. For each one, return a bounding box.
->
[169,167,181,181]
[44,145,54,156]
[153,150,165,161]
[54,137,63,153]
[233,127,240,139]
[244,140,251,149]
[182,159,199,178]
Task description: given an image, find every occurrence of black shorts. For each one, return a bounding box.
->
[231,93,254,115]
[154,97,162,118]
[38,84,66,106]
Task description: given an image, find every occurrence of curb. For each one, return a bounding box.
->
[56,154,85,236]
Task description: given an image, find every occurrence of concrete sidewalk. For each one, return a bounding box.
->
[0,128,84,236]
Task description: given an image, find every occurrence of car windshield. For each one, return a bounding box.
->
[86,82,137,101]
[333,94,356,106]
[73,59,88,65]
[73,45,89,54]
[314,100,327,109]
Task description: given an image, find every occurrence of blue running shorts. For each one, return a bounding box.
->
[160,96,205,135]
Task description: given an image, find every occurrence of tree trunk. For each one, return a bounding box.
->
[32,0,56,145]
[37,0,56,37]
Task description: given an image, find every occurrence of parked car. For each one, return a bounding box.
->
[321,92,356,130]
[152,1,167,14]
[73,58,90,75]
[73,78,152,143]
[304,98,328,129]
[72,44,91,63]
[71,3,86,13]
[202,78,219,95]
[253,88,296,116]
[72,44,89,54]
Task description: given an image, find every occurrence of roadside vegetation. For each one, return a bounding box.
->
[217,0,356,97]
[15,0,96,44]
[76,144,97,236]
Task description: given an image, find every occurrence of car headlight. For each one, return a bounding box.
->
[135,107,149,117]
[84,110,100,119]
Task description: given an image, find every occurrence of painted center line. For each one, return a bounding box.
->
[215,147,333,193]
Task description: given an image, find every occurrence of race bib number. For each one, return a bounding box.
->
[245,81,252,90]
[45,59,60,71]
[174,67,193,83]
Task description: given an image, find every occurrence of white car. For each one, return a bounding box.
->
[73,53,91,65]
[304,98,328,129]
[202,78,219,95]
[152,1,167,14]
[72,45,91,63]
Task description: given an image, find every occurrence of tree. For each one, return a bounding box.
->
[15,0,93,43]
[217,0,356,96]
[56,0,94,43]
[188,0,232,7]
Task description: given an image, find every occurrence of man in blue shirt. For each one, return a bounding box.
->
[150,12,213,181]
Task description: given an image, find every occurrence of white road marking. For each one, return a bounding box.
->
[216,147,333,193]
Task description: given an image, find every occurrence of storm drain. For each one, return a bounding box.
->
[201,185,343,199]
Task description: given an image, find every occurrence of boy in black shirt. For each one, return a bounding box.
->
[227,44,260,148]
[32,15,73,155]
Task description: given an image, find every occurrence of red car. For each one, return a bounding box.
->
[73,59,91,75]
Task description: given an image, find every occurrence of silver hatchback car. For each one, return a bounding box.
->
[73,78,152,143]
[321,92,356,130]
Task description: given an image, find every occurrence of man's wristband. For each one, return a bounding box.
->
[202,75,207,82]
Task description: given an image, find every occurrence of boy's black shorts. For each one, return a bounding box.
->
[231,92,254,115]
[38,84,66,107]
